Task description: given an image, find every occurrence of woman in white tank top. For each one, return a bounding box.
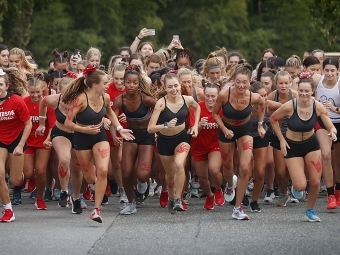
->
[315,57,340,210]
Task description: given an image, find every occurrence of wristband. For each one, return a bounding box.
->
[258,121,263,125]
[116,125,123,132]
[39,116,47,119]
[136,36,141,41]
[336,107,339,113]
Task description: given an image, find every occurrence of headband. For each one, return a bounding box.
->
[208,65,221,70]
[83,65,96,77]
[299,71,312,79]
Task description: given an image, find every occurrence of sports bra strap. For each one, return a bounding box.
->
[163,96,167,105]
[288,89,292,99]
[84,92,89,105]
[228,87,231,101]
[57,94,62,107]
[249,92,252,105]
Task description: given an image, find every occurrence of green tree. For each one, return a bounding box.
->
[2,0,34,48]
[310,0,340,44]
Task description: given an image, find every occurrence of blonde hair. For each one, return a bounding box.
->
[27,72,45,88]
[202,53,222,76]
[274,70,291,82]
[86,47,101,61]
[178,67,193,79]
[285,55,302,68]
[0,67,27,95]
[9,48,34,73]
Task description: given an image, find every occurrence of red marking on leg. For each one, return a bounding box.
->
[242,140,253,151]
[177,144,189,154]
[232,120,243,126]
[58,165,68,178]
[221,149,230,161]
[139,159,151,172]
[311,155,322,173]
[223,164,231,171]
[78,156,88,172]
[168,182,174,188]
[97,147,110,159]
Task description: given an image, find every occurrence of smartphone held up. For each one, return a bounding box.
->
[147,29,155,36]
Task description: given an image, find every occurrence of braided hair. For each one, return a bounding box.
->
[124,65,152,96]
[175,48,193,70]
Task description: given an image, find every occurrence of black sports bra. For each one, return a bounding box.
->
[76,93,106,125]
[121,94,151,121]
[287,99,317,133]
[222,87,252,120]
[158,96,188,125]
[55,95,66,124]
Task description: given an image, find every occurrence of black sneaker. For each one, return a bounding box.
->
[250,200,262,212]
[167,199,176,214]
[242,194,250,206]
[58,191,68,207]
[44,188,53,202]
[71,197,82,214]
[11,190,22,205]
[135,190,144,205]
[109,180,118,195]
[101,194,109,205]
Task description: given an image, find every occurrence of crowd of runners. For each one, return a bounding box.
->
[1,27,340,224]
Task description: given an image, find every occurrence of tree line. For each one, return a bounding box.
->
[0,0,338,69]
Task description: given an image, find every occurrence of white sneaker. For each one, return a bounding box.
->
[224,175,237,202]
[149,180,157,197]
[320,179,327,193]
[137,180,147,194]
[119,188,128,203]
[155,186,162,197]
[119,202,137,215]
[264,190,275,203]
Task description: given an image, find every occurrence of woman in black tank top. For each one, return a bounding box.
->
[62,65,134,223]
[37,74,84,210]
[148,72,200,213]
[112,65,157,215]
[212,63,266,220]
[270,74,336,222]
[267,71,299,207]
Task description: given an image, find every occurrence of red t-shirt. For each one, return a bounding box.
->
[105,81,126,139]
[23,96,56,147]
[0,94,30,145]
[191,101,222,153]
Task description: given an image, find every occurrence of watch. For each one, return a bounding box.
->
[336,107,339,113]
[164,122,168,129]
[258,121,263,125]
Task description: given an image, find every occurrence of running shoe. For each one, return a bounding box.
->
[320,179,327,193]
[250,200,261,213]
[173,198,185,211]
[182,191,191,204]
[83,186,91,200]
[214,189,225,206]
[71,197,82,214]
[264,189,275,203]
[0,209,15,222]
[137,180,147,194]
[119,188,128,203]
[242,195,250,206]
[90,208,102,223]
[135,190,144,205]
[159,190,169,208]
[54,189,61,201]
[35,198,47,210]
[27,177,36,192]
[305,209,321,222]
[181,200,188,211]
[247,178,254,191]
[168,199,176,214]
[79,195,87,209]
[190,188,199,197]
[291,186,304,200]
[289,197,299,203]
[29,188,37,200]
[105,182,112,197]
[191,174,200,189]
[204,195,214,210]
[149,180,157,197]
[119,202,137,215]
[109,180,118,195]
[11,190,21,205]
[58,191,68,207]
[327,195,337,210]
[277,193,291,207]
[232,205,249,220]
[101,194,109,205]
[155,186,162,197]
[334,188,340,207]
[43,188,53,202]
[224,175,237,202]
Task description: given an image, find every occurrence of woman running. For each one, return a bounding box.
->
[0,68,32,222]
[270,72,337,221]
[62,65,133,223]
[148,72,200,213]
[191,82,224,210]
[213,63,266,220]
[112,65,157,215]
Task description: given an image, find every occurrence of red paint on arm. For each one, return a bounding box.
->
[270,112,278,125]
[321,111,329,116]
[311,155,322,173]
[242,140,253,151]
[68,98,80,121]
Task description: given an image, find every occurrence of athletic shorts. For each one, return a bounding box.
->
[157,129,190,156]
[253,134,270,149]
[51,126,74,148]
[218,121,252,143]
[284,134,320,158]
[192,147,220,162]
[74,126,108,150]
[124,128,154,146]
[0,131,27,154]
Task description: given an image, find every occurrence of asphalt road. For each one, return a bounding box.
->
[2,192,340,255]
